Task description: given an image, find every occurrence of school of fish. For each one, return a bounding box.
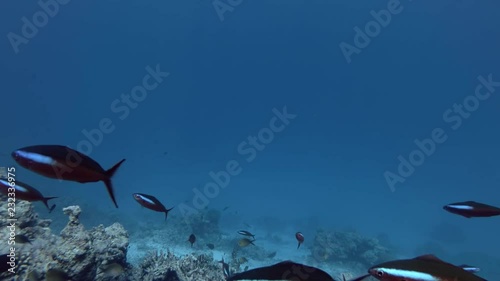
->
[1,144,498,280]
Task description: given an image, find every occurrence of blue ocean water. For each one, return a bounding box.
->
[1,0,500,279]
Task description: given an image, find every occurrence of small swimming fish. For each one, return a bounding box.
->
[238,238,255,247]
[443,201,500,218]
[244,266,249,271]
[219,257,230,278]
[15,234,32,244]
[132,193,174,221]
[237,230,255,238]
[45,268,70,281]
[188,234,196,247]
[206,243,215,249]
[103,262,124,277]
[11,145,125,208]
[295,232,304,249]
[0,178,57,213]
[267,251,277,259]
[227,261,336,281]
[367,254,487,281]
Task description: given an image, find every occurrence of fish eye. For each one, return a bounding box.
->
[377,270,384,277]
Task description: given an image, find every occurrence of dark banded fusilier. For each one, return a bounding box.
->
[11,145,125,208]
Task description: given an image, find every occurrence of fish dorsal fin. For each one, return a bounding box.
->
[414,254,445,263]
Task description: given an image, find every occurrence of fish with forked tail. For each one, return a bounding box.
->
[132,193,174,220]
[443,201,500,218]
[0,178,56,213]
[11,145,125,208]
[365,254,487,281]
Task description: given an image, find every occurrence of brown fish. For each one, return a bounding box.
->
[12,145,125,208]
[0,178,56,213]
[188,234,196,247]
[443,201,500,218]
[295,232,304,249]
[227,261,337,281]
[132,193,174,221]
[367,254,487,281]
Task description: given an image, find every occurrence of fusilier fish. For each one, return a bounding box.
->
[0,178,57,213]
[132,193,174,220]
[295,232,304,249]
[443,201,500,218]
[367,254,487,281]
[12,145,125,208]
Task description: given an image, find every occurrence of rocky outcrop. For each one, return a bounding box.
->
[132,250,225,281]
[310,229,392,268]
[0,199,129,281]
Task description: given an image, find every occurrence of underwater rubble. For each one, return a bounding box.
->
[0,198,225,281]
[133,250,225,281]
[0,198,400,280]
[310,229,393,270]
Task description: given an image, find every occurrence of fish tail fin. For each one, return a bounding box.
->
[165,207,174,221]
[42,197,57,213]
[105,159,126,178]
[103,159,126,208]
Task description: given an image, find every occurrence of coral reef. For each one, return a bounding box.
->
[132,250,225,281]
[0,199,129,281]
[0,198,383,281]
[0,198,229,281]
[310,229,392,268]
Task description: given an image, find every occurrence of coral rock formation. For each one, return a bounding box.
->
[134,250,225,281]
[311,229,391,268]
[0,199,129,281]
